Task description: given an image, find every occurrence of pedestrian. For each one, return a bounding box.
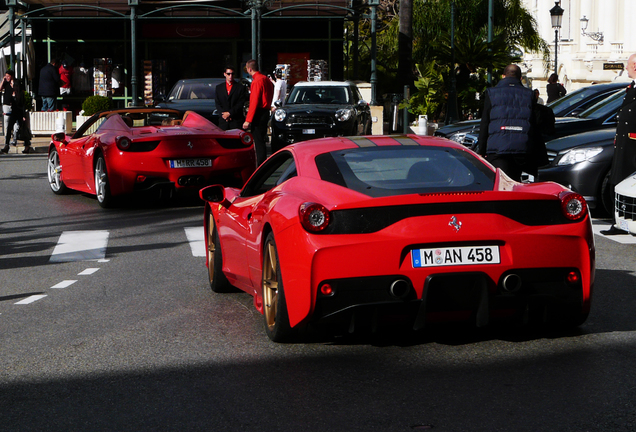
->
[546,73,566,103]
[534,89,545,105]
[59,61,73,95]
[601,53,636,235]
[39,58,60,112]
[2,76,32,154]
[477,64,538,182]
[215,66,247,131]
[270,69,287,110]
[1,70,18,146]
[243,59,274,166]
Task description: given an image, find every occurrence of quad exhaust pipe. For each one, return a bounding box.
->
[389,279,410,299]
[502,274,522,293]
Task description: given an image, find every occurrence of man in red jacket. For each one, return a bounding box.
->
[243,59,274,166]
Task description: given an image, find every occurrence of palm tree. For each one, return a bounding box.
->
[351,0,550,121]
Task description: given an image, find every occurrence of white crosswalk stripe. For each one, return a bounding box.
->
[184,227,206,257]
[50,230,110,262]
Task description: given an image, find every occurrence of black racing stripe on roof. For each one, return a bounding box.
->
[392,136,420,146]
[347,136,378,147]
[319,200,578,235]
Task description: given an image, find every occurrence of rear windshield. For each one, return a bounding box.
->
[315,146,495,197]
[168,82,216,100]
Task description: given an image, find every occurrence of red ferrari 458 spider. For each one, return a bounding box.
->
[200,135,595,342]
[47,108,255,207]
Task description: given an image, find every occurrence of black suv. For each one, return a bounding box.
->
[270,81,372,152]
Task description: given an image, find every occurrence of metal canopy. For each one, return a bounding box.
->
[3,1,373,107]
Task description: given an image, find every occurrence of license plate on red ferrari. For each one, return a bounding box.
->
[169,158,212,168]
[411,246,500,268]
[302,129,316,134]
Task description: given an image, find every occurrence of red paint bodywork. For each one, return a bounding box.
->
[203,135,595,329]
[49,109,256,198]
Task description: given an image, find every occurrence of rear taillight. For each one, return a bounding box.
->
[299,202,331,232]
[241,132,253,146]
[559,191,587,221]
[116,136,132,151]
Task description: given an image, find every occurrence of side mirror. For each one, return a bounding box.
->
[274,100,282,108]
[358,99,369,108]
[199,184,226,204]
[52,132,70,144]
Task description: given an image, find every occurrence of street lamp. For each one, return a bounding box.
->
[580,15,604,44]
[550,1,564,75]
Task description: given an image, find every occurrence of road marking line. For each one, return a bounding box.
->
[51,280,77,289]
[50,230,109,263]
[15,295,47,304]
[78,268,100,275]
[185,227,205,257]
[592,220,636,244]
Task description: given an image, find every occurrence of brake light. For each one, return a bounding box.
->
[299,202,331,232]
[559,191,587,221]
[241,132,253,146]
[116,136,132,151]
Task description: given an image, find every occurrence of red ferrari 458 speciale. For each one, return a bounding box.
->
[47,108,255,207]
[200,135,595,342]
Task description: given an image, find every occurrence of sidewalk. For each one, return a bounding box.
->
[0,136,51,155]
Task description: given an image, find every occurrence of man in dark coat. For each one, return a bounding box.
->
[38,59,60,112]
[602,53,636,234]
[478,64,537,181]
[215,66,247,130]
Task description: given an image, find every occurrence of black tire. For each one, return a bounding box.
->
[47,148,69,195]
[94,155,116,208]
[600,170,614,216]
[207,211,233,293]
[262,233,297,342]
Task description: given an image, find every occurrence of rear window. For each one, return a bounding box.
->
[315,146,495,197]
[168,82,216,100]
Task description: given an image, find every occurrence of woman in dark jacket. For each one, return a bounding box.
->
[1,76,32,154]
[546,73,567,103]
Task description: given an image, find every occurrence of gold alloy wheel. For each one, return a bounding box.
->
[207,212,215,284]
[262,239,278,331]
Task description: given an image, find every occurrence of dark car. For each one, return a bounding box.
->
[537,128,615,214]
[155,78,225,124]
[435,82,629,146]
[544,81,628,117]
[270,81,372,151]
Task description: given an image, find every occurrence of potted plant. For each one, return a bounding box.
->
[76,95,112,129]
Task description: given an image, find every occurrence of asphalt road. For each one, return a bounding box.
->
[1,153,636,432]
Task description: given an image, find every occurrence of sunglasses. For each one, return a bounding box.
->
[225,72,234,75]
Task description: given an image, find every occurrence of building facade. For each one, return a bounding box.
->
[522,0,636,94]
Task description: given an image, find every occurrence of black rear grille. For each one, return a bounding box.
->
[216,138,246,149]
[130,140,161,152]
[616,193,636,220]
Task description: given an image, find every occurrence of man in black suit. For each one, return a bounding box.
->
[215,66,247,130]
[603,53,636,234]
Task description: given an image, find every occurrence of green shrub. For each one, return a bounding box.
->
[81,95,112,116]
[24,91,33,111]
